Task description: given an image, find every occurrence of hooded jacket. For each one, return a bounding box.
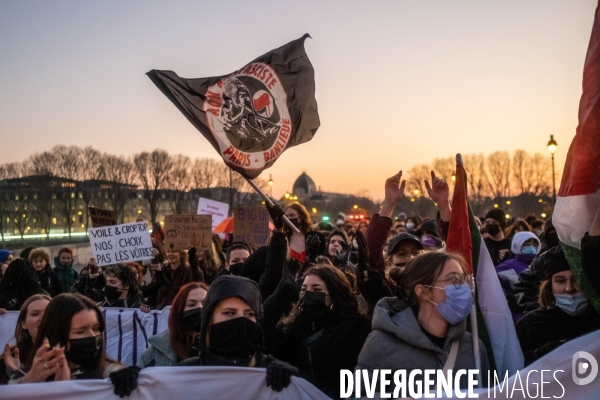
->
[53,256,79,292]
[356,297,489,391]
[178,275,269,367]
[0,259,44,310]
[496,231,540,298]
[36,264,63,297]
[137,329,177,368]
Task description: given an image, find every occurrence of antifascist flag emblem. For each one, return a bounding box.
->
[147,34,319,179]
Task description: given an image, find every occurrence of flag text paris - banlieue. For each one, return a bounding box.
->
[147,34,319,179]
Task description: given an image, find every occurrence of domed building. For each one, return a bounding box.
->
[292,172,317,196]
[284,172,377,221]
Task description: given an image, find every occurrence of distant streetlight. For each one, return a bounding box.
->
[284,192,290,199]
[413,189,419,196]
[451,173,456,183]
[268,175,274,198]
[547,135,558,203]
[353,204,358,209]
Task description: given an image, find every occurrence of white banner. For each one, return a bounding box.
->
[197,197,229,231]
[0,367,330,400]
[88,222,153,266]
[0,307,170,367]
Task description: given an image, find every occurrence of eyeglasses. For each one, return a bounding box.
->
[434,273,473,289]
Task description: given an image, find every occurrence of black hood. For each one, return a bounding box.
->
[199,275,263,352]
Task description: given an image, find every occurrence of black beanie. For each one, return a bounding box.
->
[543,245,570,280]
[485,208,507,230]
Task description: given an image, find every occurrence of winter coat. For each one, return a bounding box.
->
[53,257,79,292]
[98,289,143,308]
[137,329,177,368]
[356,297,489,392]
[515,305,600,366]
[71,271,106,302]
[496,231,540,299]
[147,263,203,310]
[36,264,62,297]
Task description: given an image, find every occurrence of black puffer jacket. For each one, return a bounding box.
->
[36,264,62,297]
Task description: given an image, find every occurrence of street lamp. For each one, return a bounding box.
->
[547,135,558,204]
[268,175,274,198]
[451,173,456,183]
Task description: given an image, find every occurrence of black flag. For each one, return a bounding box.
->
[147,34,320,179]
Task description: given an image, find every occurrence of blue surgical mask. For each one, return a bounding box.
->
[521,245,538,255]
[429,283,473,325]
[554,293,588,316]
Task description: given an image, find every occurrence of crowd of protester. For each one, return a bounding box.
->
[0,169,599,398]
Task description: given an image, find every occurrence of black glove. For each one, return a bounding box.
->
[333,241,351,268]
[266,203,285,229]
[276,271,301,303]
[266,359,299,392]
[355,230,369,271]
[188,247,197,261]
[535,340,565,359]
[305,234,321,263]
[110,365,141,398]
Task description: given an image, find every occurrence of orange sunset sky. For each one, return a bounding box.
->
[1,1,596,200]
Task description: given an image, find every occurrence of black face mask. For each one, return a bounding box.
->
[299,291,330,320]
[288,218,301,229]
[486,224,501,236]
[208,317,262,359]
[103,285,122,301]
[66,334,102,367]
[228,262,244,276]
[182,307,202,332]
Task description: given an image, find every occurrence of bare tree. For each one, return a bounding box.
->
[431,157,455,182]
[406,164,430,198]
[79,147,105,229]
[463,153,490,203]
[191,158,227,189]
[167,155,192,214]
[133,150,173,226]
[102,155,137,223]
[486,151,512,198]
[529,153,552,196]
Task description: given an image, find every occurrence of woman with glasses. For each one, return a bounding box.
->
[356,252,489,392]
[263,259,371,399]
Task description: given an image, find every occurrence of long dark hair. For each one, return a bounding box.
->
[284,203,313,234]
[282,261,360,335]
[169,282,209,360]
[28,293,118,378]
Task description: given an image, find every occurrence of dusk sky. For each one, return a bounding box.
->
[0,1,596,201]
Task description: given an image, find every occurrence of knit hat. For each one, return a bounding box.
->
[543,245,570,280]
[485,208,507,230]
[416,220,441,239]
[0,250,12,263]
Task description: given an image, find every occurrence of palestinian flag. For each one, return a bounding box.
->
[447,154,523,377]
[147,34,320,179]
[553,2,600,312]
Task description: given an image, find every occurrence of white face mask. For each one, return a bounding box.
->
[406,222,415,230]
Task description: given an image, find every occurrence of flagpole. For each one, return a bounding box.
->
[470,278,482,388]
[244,176,300,234]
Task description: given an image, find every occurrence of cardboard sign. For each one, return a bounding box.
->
[197,198,229,231]
[89,207,117,227]
[163,214,212,251]
[88,222,153,266]
[233,207,270,247]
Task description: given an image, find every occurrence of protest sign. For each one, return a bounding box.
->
[88,222,153,266]
[197,198,229,230]
[233,206,271,247]
[163,214,212,251]
[88,207,117,227]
